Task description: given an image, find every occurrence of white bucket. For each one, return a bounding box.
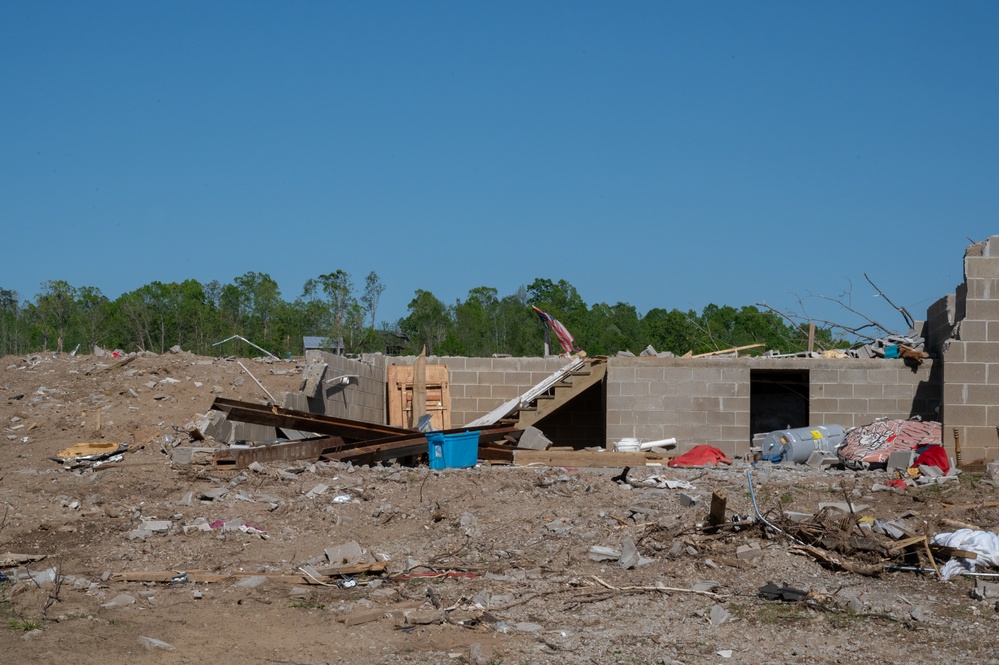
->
[614,437,641,452]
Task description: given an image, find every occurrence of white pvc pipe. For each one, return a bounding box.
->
[639,438,677,451]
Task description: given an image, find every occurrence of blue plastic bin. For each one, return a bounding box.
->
[427,431,480,469]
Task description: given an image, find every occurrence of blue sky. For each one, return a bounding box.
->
[2,2,997,331]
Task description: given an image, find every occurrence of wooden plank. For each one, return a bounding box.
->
[887,534,928,553]
[214,438,334,468]
[691,343,764,358]
[113,562,387,584]
[212,397,412,440]
[513,449,652,467]
[413,349,427,427]
[112,571,318,584]
[314,562,388,576]
[387,364,451,430]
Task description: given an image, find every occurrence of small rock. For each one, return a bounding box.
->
[513,622,544,632]
[709,604,731,625]
[101,594,136,608]
[235,576,268,588]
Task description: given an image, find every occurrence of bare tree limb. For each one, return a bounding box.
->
[863,273,915,330]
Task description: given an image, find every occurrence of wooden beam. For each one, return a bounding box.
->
[212,397,412,440]
[708,489,727,528]
[690,343,765,358]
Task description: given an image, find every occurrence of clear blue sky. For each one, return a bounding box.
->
[2,2,997,331]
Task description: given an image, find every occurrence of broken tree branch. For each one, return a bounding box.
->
[864,273,915,330]
[590,575,724,599]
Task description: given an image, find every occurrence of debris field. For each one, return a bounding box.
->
[2,350,999,664]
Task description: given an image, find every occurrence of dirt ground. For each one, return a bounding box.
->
[2,351,999,664]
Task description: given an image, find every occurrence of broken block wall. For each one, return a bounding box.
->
[607,356,938,459]
[937,235,999,462]
[284,351,388,424]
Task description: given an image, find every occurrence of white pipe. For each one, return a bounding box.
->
[639,438,677,450]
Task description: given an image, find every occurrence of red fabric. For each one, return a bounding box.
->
[913,445,950,474]
[886,479,908,489]
[668,445,732,468]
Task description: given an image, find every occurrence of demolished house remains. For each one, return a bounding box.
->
[179,235,999,471]
[8,236,999,663]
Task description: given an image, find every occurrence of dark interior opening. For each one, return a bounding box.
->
[750,369,809,437]
[535,381,606,449]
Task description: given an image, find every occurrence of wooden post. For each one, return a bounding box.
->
[953,428,963,469]
[412,347,427,429]
[807,323,815,353]
[708,489,727,528]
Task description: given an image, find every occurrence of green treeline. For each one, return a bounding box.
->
[0,273,835,358]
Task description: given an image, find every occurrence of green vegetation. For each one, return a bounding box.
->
[8,618,41,632]
[0,273,840,358]
[0,582,40,633]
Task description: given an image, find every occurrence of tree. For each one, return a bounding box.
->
[642,308,700,355]
[401,289,450,355]
[0,288,22,355]
[360,271,385,331]
[232,272,281,345]
[302,270,358,352]
[36,280,78,352]
[76,286,110,352]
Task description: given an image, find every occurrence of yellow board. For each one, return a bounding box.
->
[56,442,120,459]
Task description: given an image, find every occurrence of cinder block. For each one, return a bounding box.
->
[491,385,518,400]
[478,371,505,386]
[942,340,967,363]
[691,368,725,383]
[609,366,636,383]
[887,450,914,471]
[621,381,650,397]
[959,320,989,341]
[661,396,693,411]
[465,384,492,399]
[677,410,707,427]
[633,395,663,412]
[964,340,999,363]
[967,384,999,406]
[636,367,665,382]
[706,382,738,398]
[818,383,854,398]
[706,410,737,426]
[868,399,903,416]
[451,370,479,386]
[854,382,885,399]
[945,404,989,427]
[692,397,722,412]
[837,369,869,384]
[838,399,869,414]
[966,300,999,322]
[965,257,999,279]
[662,368,694,383]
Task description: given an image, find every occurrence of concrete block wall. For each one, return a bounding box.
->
[808,361,938,427]
[938,235,999,463]
[607,358,750,459]
[389,356,568,427]
[283,351,388,424]
[607,356,939,459]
